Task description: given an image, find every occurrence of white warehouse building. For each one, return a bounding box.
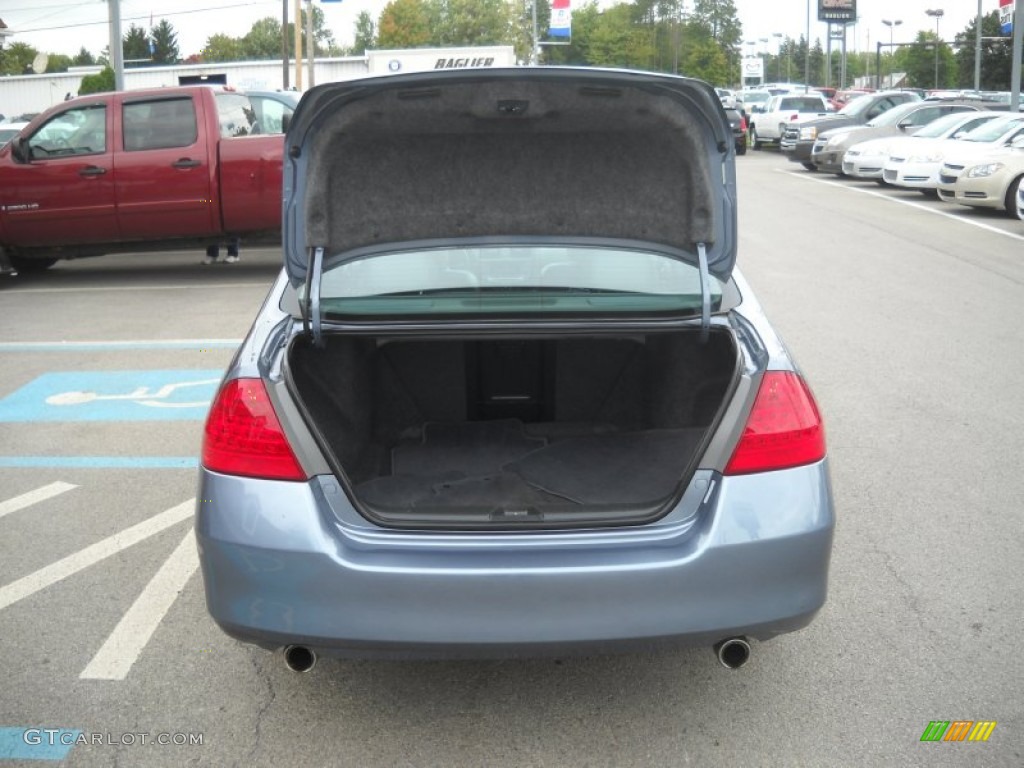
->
[0,46,515,120]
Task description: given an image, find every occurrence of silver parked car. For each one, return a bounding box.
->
[196,68,834,672]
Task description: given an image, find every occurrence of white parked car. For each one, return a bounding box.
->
[936,115,1024,202]
[946,136,1024,216]
[0,121,29,146]
[846,111,1002,183]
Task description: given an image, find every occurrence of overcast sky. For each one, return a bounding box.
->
[0,0,999,61]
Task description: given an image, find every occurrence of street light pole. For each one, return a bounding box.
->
[881,19,902,88]
[926,9,944,89]
[773,32,784,82]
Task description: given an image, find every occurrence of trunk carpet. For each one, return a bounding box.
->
[506,428,704,505]
[356,420,702,510]
[390,420,547,478]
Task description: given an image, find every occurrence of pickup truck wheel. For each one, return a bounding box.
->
[750,127,762,150]
[9,255,57,273]
[801,162,817,172]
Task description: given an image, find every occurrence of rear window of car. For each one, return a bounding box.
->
[314,245,724,317]
[782,98,825,111]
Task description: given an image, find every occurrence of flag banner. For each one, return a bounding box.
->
[549,0,571,37]
[1000,0,1014,35]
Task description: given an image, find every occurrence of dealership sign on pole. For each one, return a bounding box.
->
[549,0,572,37]
[1001,0,1014,34]
[819,0,856,23]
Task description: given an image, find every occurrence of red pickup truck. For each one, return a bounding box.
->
[0,86,288,273]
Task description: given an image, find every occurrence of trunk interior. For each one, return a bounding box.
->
[288,330,737,526]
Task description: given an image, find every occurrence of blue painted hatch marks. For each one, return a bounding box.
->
[0,370,223,422]
[0,727,81,761]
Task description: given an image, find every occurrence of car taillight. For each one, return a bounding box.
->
[739,116,748,131]
[724,371,826,475]
[202,378,307,481]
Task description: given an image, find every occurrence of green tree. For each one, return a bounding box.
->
[901,30,954,89]
[122,23,151,65]
[690,0,741,72]
[0,42,39,75]
[45,54,72,73]
[72,47,96,67]
[429,0,513,47]
[954,11,1015,91]
[353,10,376,54]
[242,17,282,59]
[150,19,180,64]
[808,39,824,86]
[378,0,433,48]
[584,3,655,69]
[510,0,549,63]
[202,33,244,62]
[78,67,115,95]
[682,36,730,84]
[298,4,339,54]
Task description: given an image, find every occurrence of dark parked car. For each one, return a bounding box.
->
[724,107,747,155]
[196,68,834,673]
[781,90,921,170]
[811,100,989,175]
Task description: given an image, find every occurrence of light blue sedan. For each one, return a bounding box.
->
[195,68,834,673]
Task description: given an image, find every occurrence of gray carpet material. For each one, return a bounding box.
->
[506,428,704,505]
[391,419,547,478]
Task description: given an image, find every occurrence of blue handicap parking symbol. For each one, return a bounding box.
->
[0,370,224,422]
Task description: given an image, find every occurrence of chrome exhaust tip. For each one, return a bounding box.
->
[714,637,751,669]
[283,645,317,673]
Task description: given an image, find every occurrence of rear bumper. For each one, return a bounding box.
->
[196,463,835,659]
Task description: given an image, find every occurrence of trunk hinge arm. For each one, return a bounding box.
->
[302,246,325,347]
[697,242,711,343]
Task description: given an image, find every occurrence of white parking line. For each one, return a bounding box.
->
[0,500,193,612]
[781,169,1024,243]
[80,528,199,681]
[8,282,267,295]
[0,482,77,520]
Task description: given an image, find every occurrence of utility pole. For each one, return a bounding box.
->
[306,0,315,88]
[1012,0,1023,111]
[108,0,124,91]
[531,0,540,64]
[294,0,303,90]
[925,9,944,89]
[282,0,290,89]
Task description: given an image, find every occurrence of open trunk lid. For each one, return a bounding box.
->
[281,68,738,317]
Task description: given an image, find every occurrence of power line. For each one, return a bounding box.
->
[13,1,279,35]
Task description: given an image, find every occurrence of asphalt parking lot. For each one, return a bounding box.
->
[0,151,1022,767]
